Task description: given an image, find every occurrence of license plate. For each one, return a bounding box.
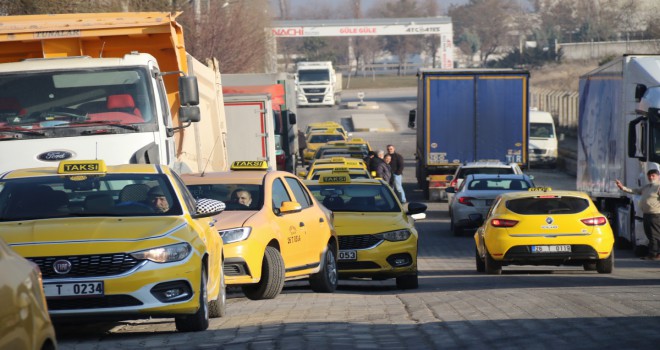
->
[310,98,321,102]
[43,281,104,297]
[338,250,357,261]
[531,245,571,253]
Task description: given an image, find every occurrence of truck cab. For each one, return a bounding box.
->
[296,61,340,107]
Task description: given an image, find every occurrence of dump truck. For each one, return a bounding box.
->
[0,12,228,174]
[578,55,660,255]
[410,69,530,200]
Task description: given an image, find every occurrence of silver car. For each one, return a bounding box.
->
[447,174,534,236]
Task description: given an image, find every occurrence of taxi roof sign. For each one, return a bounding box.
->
[332,167,350,173]
[528,187,552,192]
[319,173,351,184]
[58,160,107,174]
[231,161,268,170]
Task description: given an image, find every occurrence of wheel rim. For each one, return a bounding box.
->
[327,250,338,285]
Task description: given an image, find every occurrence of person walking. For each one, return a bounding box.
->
[383,153,394,187]
[387,144,407,203]
[616,169,660,260]
[372,150,390,182]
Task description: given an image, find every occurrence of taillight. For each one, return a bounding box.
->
[581,217,607,226]
[458,197,474,206]
[491,218,518,227]
[449,178,458,189]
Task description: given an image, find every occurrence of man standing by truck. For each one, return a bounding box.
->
[615,170,660,260]
[387,144,407,203]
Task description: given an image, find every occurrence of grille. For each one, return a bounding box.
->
[30,253,142,278]
[224,262,248,276]
[47,295,142,310]
[531,149,545,155]
[338,261,381,270]
[339,235,382,250]
[303,88,325,94]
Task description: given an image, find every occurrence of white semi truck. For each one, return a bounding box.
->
[295,61,342,107]
[0,12,228,174]
[578,55,660,255]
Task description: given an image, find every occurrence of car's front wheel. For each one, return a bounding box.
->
[175,267,209,332]
[208,263,226,318]
[310,245,338,293]
[242,246,285,300]
[596,251,614,274]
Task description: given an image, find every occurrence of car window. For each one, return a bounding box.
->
[187,183,262,211]
[460,167,515,179]
[467,179,531,190]
[284,177,312,209]
[306,184,399,212]
[271,178,291,210]
[506,197,590,214]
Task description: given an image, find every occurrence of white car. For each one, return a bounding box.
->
[447,174,534,236]
[446,161,524,203]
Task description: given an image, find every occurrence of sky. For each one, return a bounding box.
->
[271,0,472,18]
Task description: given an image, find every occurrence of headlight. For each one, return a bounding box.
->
[130,243,192,263]
[220,227,251,244]
[375,229,411,242]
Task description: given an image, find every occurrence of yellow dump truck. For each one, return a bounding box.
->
[0,12,228,173]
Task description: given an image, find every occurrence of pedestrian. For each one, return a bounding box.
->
[374,151,392,185]
[387,144,407,203]
[383,153,394,187]
[616,169,660,260]
[364,150,377,172]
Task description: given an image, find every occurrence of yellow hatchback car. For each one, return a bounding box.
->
[304,174,427,289]
[0,160,227,332]
[182,161,338,300]
[0,237,57,350]
[473,189,615,275]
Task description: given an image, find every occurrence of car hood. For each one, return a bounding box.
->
[333,212,408,235]
[1,216,193,256]
[213,210,258,229]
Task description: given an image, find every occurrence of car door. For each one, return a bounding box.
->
[284,176,327,268]
[271,177,308,270]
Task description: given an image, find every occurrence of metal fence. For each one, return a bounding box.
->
[530,88,579,134]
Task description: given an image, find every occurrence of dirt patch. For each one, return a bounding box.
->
[529,60,600,92]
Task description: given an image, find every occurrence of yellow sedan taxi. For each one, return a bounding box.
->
[473,189,615,274]
[0,237,57,350]
[302,131,348,164]
[0,160,227,332]
[305,167,372,181]
[182,161,338,300]
[304,173,427,289]
[300,157,368,179]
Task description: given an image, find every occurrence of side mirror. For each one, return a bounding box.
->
[406,202,427,216]
[635,84,647,102]
[288,112,297,125]
[194,198,225,218]
[445,187,456,194]
[279,201,302,214]
[468,213,484,227]
[179,105,201,123]
[179,76,199,106]
[408,109,416,128]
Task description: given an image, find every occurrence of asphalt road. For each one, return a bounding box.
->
[55,88,660,350]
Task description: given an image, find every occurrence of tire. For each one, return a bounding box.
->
[208,263,226,318]
[242,246,285,300]
[396,273,418,289]
[309,245,338,293]
[596,250,614,274]
[485,248,502,275]
[175,267,209,332]
[475,248,485,273]
[583,262,597,271]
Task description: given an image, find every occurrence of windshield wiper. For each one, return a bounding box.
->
[76,121,140,132]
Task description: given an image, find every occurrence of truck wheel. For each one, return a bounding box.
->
[485,248,502,275]
[175,267,209,332]
[309,245,338,293]
[242,246,285,300]
[596,251,614,274]
[208,264,226,318]
[395,273,418,289]
[475,248,485,273]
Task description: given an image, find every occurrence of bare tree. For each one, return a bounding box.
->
[422,0,442,68]
[374,0,424,75]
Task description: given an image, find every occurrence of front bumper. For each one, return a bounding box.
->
[337,236,417,279]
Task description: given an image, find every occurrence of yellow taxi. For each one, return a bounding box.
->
[181,161,339,300]
[304,121,348,138]
[0,237,57,350]
[303,173,427,289]
[473,189,615,275]
[304,167,372,181]
[300,157,368,179]
[303,131,348,164]
[0,160,227,332]
[326,137,372,152]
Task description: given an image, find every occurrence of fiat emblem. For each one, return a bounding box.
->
[546,217,554,225]
[53,259,72,274]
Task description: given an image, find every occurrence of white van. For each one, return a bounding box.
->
[529,110,558,167]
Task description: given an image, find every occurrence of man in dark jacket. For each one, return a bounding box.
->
[387,144,406,203]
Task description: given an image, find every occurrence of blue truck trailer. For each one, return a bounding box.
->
[410,69,530,200]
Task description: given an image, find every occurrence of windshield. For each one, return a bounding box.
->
[187,184,263,211]
[0,174,182,221]
[530,122,555,138]
[309,134,345,143]
[466,178,532,191]
[0,68,156,140]
[506,197,589,214]
[298,69,330,82]
[306,184,399,212]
